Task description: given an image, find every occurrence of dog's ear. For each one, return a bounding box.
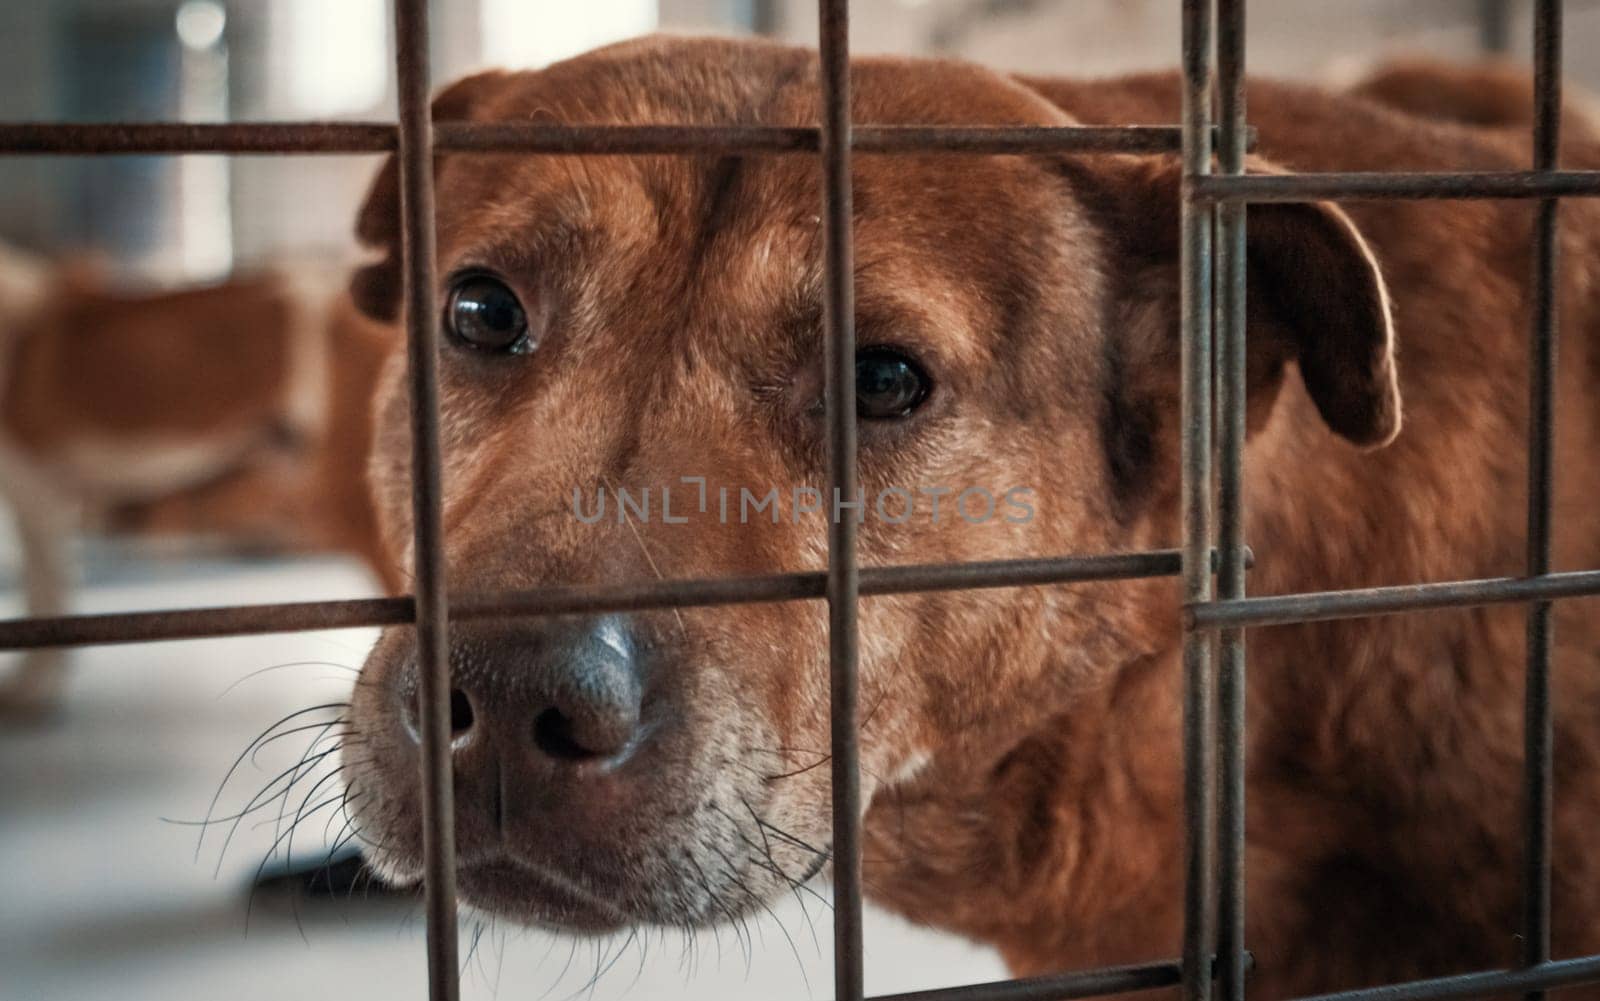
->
[1058,154,1401,449]
[350,71,509,323]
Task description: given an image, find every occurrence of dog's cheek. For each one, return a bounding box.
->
[344,630,425,877]
[701,598,840,842]
[855,595,942,786]
[891,584,1112,767]
[366,354,423,572]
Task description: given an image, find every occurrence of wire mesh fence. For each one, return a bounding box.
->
[3,2,1600,1000]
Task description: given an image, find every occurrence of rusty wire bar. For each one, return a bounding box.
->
[1523,2,1562,996]
[1179,1,1216,999]
[0,121,1221,157]
[1285,956,1600,1001]
[864,960,1185,1001]
[0,122,397,154]
[1188,568,1600,629]
[818,1,864,999]
[0,550,1201,652]
[436,123,1210,155]
[1192,169,1600,202]
[1213,1,1248,999]
[392,0,459,997]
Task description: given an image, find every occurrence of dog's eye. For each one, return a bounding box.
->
[855,348,930,420]
[446,275,531,353]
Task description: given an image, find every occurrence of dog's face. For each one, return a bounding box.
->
[344,37,1399,931]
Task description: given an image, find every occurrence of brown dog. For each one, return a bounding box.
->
[0,253,396,712]
[92,286,396,582]
[341,37,1600,997]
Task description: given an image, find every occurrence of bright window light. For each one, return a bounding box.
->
[285,0,387,115]
[175,0,226,51]
[480,0,658,70]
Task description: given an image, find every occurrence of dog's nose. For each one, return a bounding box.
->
[521,617,643,762]
[402,616,645,767]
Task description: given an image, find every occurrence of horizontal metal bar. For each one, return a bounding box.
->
[436,123,1207,155]
[1193,170,1600,202]
[0,122,1248,157]
[1287,955,1600,1001]
[0,122,398,154]
[0,595,410,648]
[0,549,1193,651]
[864,960,1183,1001]
[1189,568,1600,629]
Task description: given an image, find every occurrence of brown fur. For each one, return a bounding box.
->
[97,292,398,585]
[5,272,292,449]
[1,266,394,580]
[1348,56,1600,141]
[342,38,1600,997]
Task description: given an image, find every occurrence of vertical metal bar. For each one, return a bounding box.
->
[1482,0,1514,54]
[1523,1,1561,996]
[393,0,459,998]
[1180,2,1216,1000]
[818,2,864,1000]
[1214,1,1248,1000]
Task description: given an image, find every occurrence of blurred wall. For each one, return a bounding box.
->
[765,0,1600,83]
[0,0,1589,286]
[0,0,765,282]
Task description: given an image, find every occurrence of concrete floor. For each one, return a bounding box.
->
[0,556,1005,1001]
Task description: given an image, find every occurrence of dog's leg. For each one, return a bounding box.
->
[0,448,73,719]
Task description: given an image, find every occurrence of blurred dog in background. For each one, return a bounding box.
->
[0,243,395,715]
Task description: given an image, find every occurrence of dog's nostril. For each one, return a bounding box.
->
[451,689,474,736]
[534,707,610,761]
[402,687,475,743]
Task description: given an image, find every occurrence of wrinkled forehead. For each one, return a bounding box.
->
[437,156,1069,375]
[433,54,1079,354]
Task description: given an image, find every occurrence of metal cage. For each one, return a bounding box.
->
[4,2,1600,1000]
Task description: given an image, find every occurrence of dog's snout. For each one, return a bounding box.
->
[401,616,645,768]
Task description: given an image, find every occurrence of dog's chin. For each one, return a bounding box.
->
[366,851,638,931]
[456,855,635,933]
[371,839,823,933]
